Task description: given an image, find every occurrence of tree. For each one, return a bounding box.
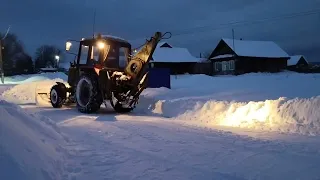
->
[34,45,61,71]
[0,33,25,75]
[14,52,34,74]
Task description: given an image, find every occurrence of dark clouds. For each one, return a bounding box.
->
[0,0,319,61]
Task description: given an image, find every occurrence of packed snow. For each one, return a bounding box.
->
[2,72,67,104]
[140,72,320,135]
[1,71,320,179]
[2,72,67,84]
[0,100,67,180]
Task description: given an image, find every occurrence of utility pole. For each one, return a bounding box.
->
[232,28,235,52]
[0,40,3,84]
[92,9,96,38]
[0,25,11,84]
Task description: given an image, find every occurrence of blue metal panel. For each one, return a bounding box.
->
[147,68,171,89]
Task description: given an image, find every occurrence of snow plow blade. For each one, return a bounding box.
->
[35,81,56,106]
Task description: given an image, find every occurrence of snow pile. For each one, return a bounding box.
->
[0,100,66,179]
[2,78,66,104]
[161,96,320,136]
[3,72,67,84]
[140,72,320,136]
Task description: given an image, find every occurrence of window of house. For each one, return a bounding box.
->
[222,61,227,71]
[229,60,235,70]
[215,62,221,71]
[226,61,230,70]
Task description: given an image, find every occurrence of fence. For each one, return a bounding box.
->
[193,62,213,75]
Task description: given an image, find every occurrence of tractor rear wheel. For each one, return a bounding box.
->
[75,75,102,113]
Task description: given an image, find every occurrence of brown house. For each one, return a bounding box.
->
[208,38,290,75]
[149,42,200,74]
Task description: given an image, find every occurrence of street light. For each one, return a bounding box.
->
[55,55,60,68]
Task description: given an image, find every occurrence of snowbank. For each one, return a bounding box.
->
[3,72,67,84]
[1,70,67,105]
[0,100,66,179]
[148,96,320,136]
[2,78,66,104]
[139,72,320,136]
[2,71,320,136]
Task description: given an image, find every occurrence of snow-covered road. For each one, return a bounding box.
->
[21,104,320,180]
[2,72,320,180]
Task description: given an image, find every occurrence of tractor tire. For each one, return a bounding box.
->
[50,84,67,108]
[75,75,103,114]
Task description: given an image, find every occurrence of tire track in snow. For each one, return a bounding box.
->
[25,107,320,180]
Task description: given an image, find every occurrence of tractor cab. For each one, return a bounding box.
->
[67,34,132,70]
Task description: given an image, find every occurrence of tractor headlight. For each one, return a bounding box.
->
[97,41,105,49]
[66,41,72,51]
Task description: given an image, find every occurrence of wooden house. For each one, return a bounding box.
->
[208,38,290,75]
[148,42,200,74]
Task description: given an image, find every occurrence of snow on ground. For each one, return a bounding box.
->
[2,71,320,179]
[2,72,67,84]
[1,72,67,104]
[139,72,320,136]
[3,71,320,136]
[0,99,68,180]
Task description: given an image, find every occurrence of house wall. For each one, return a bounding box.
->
[193,62,213,75]
[211,57,236,75]
[150,62,197,75]
[297,58,309,66]
[212,57,288,75]
[237,57,287,73]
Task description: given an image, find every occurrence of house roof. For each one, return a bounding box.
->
[288,55,308,66]
[150,42,200,63]
[157,42,172,48]
[221,38,289,58]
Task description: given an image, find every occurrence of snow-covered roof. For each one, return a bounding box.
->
[101,34,128,42]
[222,38,289,58]
[157,42,172,48]
[288,55,308,66]
[210,54,234,60]
[83,34,129,43]
[151,43,200,63]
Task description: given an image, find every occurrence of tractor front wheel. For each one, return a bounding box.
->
[50,84,67,108]
[75,75,102,113]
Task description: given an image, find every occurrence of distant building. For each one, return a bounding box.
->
[149,42,200,74]
[208,38,289,75]
[287,55,309,67]
[39,68,58,73]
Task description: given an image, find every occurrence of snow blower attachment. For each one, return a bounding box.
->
[46,31,171,113]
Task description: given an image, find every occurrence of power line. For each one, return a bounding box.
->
[128,8,320,42]
[173,9,320,37]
